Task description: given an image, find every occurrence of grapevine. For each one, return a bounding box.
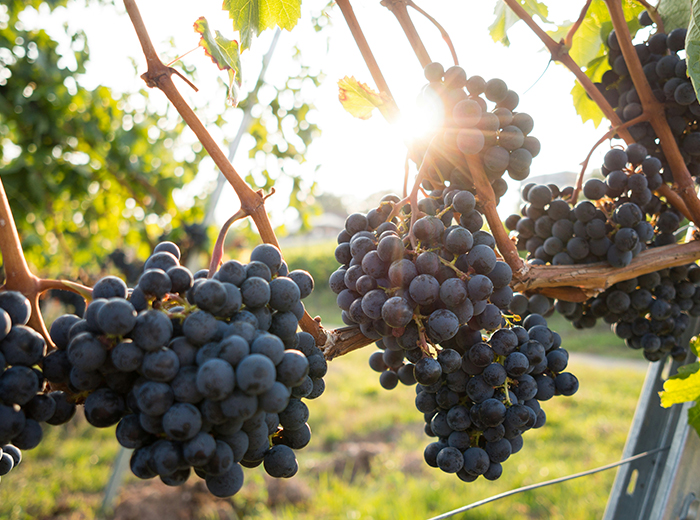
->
[1,0,700,512]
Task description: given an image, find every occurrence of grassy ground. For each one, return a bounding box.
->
[0,351,647,520]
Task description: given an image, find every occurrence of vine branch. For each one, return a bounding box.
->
[335,0,400,122]
[381,0,432,69]
[405,0,459,66]
[604,0,700,226]
[122,0,327,346]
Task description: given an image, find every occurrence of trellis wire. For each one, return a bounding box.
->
[426,445,671,520]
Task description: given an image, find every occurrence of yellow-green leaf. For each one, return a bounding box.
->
[659,361,700,407]
[688,401,700,436]
[571,80,605,127]
[658,0,692,31]
[489,0,550,46]
[338,76,389,120]
[691,335,700,357]
[223,0,301,51]
[194,17,242,106]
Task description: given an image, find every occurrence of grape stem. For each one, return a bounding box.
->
[565,0,594,50]
[122,0,328,347]
[604,0,700,227]
[404,0,459,66]
[335,0,400,122]
[570,112,650,205]
[463,154,527,277]
[636,0,665,33]
[501,0,633,143]
[381,0,433,68]
[208,208,249,277]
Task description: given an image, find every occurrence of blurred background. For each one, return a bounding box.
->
[0,0,655,518]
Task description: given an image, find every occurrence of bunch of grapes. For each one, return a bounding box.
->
[44,241,322,497]
[412,62,540,201]
[507,145,680,268]
[556,263,700,361]
[0,291,77,483]
[329,186,578,482]
[597,19,700,183]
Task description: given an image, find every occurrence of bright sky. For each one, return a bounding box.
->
[24,0,621,227]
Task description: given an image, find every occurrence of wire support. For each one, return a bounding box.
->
[427,445,671,520]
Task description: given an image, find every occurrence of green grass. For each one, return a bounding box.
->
[0,352,646,520]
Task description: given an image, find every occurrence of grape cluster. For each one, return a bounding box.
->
[0,291,77,483]
[45,241,322,497]
[556,263,700,361]
[414,62,540,200]
[597,21,700,183]
[330,189,577,482]
[507,145,680,267]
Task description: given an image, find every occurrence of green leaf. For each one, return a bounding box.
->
[337,76,389,120]
[223,0,302,51]
[658,0,692,31]
[659,362,700,407]
[489,0,550,46]
[571,80,605,127]
[691,335,700,357]
[194,17,242,106]
[689,401,700,437]
[687,1,700,100]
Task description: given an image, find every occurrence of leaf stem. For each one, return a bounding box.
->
[565,0,594,49]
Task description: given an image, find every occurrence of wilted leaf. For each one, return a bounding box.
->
[223,0,302,51]
[194,17,241,105]
[338,76,389,120]
[659,362,700,407]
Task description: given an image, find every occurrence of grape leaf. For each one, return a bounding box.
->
[659,361,700,407]
[687,0,700,100]
[691,335,700,357]
[338,76,389,120]
[489,0,551,46]
[688,401,700,436]
[223,0,302,51]
[658,0,692,31]
[194,17,242,106]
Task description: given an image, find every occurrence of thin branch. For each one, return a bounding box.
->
[604,0,700,226]
[565,0,594,49]
[382,0,432,69]
[405,0,459,66]
[657,184,692,222]
[208,209,248,276]
[122,0,328,347]
[636,0,665,33]
[463,154,527,277]
[571,113,649,205]
[335,0,400,122]
[166,46,200,67]
[502,0,633,144]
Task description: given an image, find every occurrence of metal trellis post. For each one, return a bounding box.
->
[604,318,700,520]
